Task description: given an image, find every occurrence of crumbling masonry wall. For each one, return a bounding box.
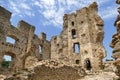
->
[1,2,120,80]
[0,6,50,71]
[51,2,106,70]
[110,0,120,77]
[0,2,106,72]
[111,0,120,65]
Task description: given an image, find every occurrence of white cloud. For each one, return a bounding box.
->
[35,0,64,26]
[7,0,34,18]
[79,0,109,5]
[97,0,110,5]
[19,14,23,18]
[42,0,55,6]
[9,1,20,16]
[99,6,118,19]
[36,0,114,27]
[24,11,35,17]
[0,0,117,28]
[9,1,16,7]
[20,3,31,10]
[34,1,40,6]
[12,6,20,13]
[101,10,118,19]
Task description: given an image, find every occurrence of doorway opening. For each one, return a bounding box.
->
[85,59,91,70]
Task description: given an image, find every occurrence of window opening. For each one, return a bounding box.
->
[2,55,12,68]
[6,36,15,44]
[76,60,79,64]
[85,59,91,70]
[72,29,76,39]
[74,43,80,53]
[72,21,74,26]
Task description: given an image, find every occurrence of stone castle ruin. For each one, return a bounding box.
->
[0,1,120,80]
[51,2,106,71]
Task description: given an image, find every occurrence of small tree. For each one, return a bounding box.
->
[1,59,10,68]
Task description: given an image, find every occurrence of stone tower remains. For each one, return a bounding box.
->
[51,2,106,70]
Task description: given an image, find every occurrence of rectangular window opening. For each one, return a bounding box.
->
[74,43,80,53]
[6,36,15,44]
[76,60,80,64]
[72,29,76,39]
[72,21,74,26]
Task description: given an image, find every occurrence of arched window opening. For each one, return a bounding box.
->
[85,59,91,70]
[74,43,80,53]
[71,29,76,39]
[2,55,12,68]
[6,36,15,44]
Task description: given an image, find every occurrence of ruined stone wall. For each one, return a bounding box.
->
[1,2,120,80]
[51,16,69,63]
[0,2,106,72]
[39,33,51,60]
[110,0,120,66]
[51,2,106,70]
[110,0,120,78]
[31,65,82,80]
[0,6,51,71]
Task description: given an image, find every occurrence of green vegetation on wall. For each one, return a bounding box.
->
[1,59,10,68]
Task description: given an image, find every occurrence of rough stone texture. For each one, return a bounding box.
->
[103,61,116,71]
[0,75,6,80]
[80,71,119,80]
[0,2,106,72]
[0,6,51,71]
[24,56,38,68]
[110,0,120,79]
[4,60,86,80]
[110,0,120,66]
[51,2,106,71]
[4,60,119,80]
[116,0,120,4]
[0,1,120,80]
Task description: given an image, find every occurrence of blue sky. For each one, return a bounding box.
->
[0,0,118,60]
